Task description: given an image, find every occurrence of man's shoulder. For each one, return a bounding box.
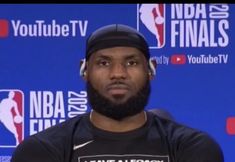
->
[149,111,210,138]
[33,113,89,140]
[151,113,224,161]
[155,114,215,142]
[11,113,89,162]
[23,113,89,146]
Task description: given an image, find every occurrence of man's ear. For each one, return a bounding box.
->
[80,59,87,80]
[148,57,157,80]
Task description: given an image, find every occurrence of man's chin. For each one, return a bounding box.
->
[87,80,150,120]
[109,94,128,102]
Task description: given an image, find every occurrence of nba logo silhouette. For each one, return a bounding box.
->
[0,89,24,148]
[137,4,166,49]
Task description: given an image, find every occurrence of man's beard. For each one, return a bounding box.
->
[86,80,150,121]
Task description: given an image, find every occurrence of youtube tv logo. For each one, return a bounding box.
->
[226,117,235,135]
[171,54,186,65]
[0,19,9,37]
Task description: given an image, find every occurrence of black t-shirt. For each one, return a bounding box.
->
[11,112,224,162]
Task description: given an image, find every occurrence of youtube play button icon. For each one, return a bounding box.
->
[0,19,9,37]
[226,117,235,135]
[171,54,186,65]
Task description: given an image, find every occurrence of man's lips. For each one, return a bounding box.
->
[106,84,130,95]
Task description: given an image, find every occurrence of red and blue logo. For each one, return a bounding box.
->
[171,54,187,65]
[137,4,166,49]
[226,117,235,135]
[0,19,9,38]
[0,89,24,148]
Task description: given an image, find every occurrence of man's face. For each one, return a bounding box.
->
[85,47,151,120]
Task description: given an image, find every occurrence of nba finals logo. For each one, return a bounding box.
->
[137,4,166,49]
[0,89,24,148]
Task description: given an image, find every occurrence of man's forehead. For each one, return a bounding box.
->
[89,47,146,60]
[85,24,150,60]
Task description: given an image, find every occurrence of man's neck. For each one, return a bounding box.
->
[89,110,147,132]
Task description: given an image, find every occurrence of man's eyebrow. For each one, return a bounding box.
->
[93,52,143,60]
[125,53,143,59]
[94,54,111,60]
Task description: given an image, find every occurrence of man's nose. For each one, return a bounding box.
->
[109,63,127,79]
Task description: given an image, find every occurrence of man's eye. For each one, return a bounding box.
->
[98,60,110,66]
[127,60,138,66]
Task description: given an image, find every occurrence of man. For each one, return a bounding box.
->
[11,24,224,162]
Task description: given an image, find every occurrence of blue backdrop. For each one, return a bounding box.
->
[0,4,234,162]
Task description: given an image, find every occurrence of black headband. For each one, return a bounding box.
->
[85,24,150,60]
